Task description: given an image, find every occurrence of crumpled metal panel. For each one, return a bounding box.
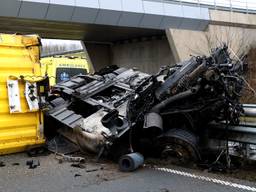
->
[0,34,44,155]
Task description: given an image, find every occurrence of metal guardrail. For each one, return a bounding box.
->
[145,0,256,14]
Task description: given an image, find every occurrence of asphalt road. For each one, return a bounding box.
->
[0,153,256,192]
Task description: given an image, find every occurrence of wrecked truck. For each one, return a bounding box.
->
[44,45,251,170]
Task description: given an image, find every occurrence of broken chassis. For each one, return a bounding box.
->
[45,45,255,165]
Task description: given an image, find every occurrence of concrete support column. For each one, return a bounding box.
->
[84,36,175,74]
[166,28,208,63]
[112,37,175,74]
[82,43,112,73]
[166,25,256,63]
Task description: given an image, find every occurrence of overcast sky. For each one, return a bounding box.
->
[41,39,82,49]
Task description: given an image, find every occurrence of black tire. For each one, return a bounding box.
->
[157,128,201,165]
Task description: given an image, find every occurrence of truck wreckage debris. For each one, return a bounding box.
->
[44,45,255,171]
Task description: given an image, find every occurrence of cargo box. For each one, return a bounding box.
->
[0,34,45,155]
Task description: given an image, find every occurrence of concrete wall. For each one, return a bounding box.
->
[112,38,175,74]
[84,43,112,72]
[85,37,175,74]
[210,10,256,28]
[167,9,256,63]
[167,25,256,63]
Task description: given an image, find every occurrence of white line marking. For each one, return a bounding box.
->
[154,167,256,192]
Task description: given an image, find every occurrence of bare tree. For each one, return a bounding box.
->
[192,26,252,59]
[188,25,256,103]
[41,39,82,56]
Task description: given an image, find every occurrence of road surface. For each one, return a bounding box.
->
[0,153,256,192]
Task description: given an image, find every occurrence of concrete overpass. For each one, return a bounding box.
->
[1,0,256,73]
[0,0,210,40]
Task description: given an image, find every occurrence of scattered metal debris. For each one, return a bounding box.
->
[74,173,82,177]
[27,147,50,157]
[119,152,144,172]
[86,168,99,173]
[26,160,40,169]
[46,135,86,164]
[56,154,85,163]
[159,188,170,192]
[71,163,86,169]
[0,161,5,167]
[46,135,79,155]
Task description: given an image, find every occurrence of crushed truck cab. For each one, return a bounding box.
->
[45,45,252,165]
[45,68,151,155]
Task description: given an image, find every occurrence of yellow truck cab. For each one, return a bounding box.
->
[41,55,89,86]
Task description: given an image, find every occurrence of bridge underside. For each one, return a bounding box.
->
[0,16,164,42]
[0,0,211,74]
[0,16,173,75]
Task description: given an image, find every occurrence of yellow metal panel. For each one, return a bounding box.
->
[0,34,44,155]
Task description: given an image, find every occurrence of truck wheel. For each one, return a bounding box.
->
[157,128,201,165]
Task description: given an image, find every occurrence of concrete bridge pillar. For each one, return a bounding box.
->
[83,36,175,74]
[167,25,256,63]
[167,10,256,63]
[82,43,112,73]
